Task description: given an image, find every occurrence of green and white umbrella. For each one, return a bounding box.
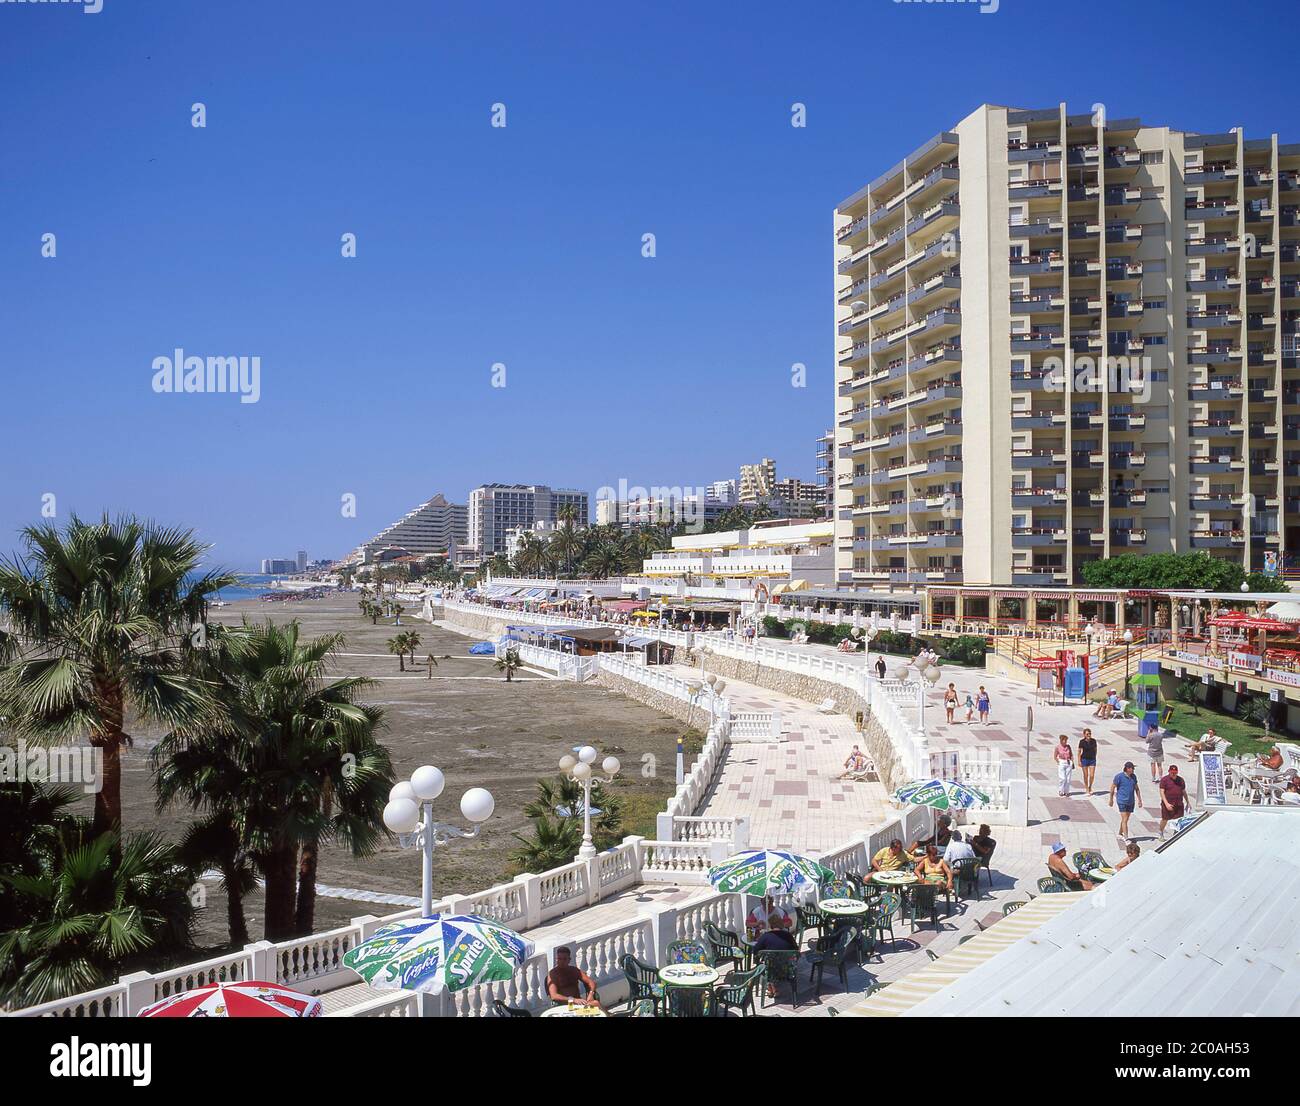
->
[892,778,989,811]
[342,914,534,995]
[708,849,834,897]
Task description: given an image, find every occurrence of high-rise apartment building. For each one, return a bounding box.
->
[468,484,589,555]
[350,493,468,564]
[738,459,777,505]
[815,429,834,515]
[834,103,1300,588]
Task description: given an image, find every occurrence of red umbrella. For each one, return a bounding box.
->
[1207,610,1251,627]
[1239,617,1296,632]
[137,980,323,1018]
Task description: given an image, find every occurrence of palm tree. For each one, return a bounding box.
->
[402,631,422,665]
[387,635,408,671]
[0,515,237,834]
[495,646,522,682]
[549,528,583,577]
[153,619,392,940]
[0,808,196,1008]
[582,542,626,580]
[508,814,582,874]
[513,534,547,577]
[523,774,623,848]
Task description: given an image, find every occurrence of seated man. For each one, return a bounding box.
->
[969,824,997,860]
[745,895,793,937]
[942,830,976,869]
[751,917,798,1000]
[870,838,910,873]
[910,814,953,854]
[1184,728,1219,760]
[837,744,868,779]
[1046,842,1095,891]
[545,946,600,1007]
[1258,746,1284,772]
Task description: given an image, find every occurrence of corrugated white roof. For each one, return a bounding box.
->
[903,809,1300,1017]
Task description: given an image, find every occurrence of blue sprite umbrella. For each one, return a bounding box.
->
[892,778,990,811]
[342,914,534,995]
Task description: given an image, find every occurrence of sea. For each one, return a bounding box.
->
[212,574,286,602]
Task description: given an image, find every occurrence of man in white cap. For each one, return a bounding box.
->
[1046,842,1094,891]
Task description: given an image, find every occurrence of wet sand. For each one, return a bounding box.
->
[98,593,681,949]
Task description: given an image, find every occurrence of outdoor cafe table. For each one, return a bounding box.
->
[1089,867,1117,882]
[870,871,917,889]
[658,963,720,988]
[541,1003,608,1018]
[819,897,870,919]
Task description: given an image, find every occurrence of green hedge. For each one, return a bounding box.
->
[759,618,985,665]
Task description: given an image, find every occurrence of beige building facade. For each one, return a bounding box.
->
[833,103,1300,588]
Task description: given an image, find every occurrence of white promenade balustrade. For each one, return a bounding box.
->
[15,596,969,1018]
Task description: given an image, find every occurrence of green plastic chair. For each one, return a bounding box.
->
[620,953,664,1011]
[666,939,713,966]
[1002,900,1029,915]
[820,878,857,900]
[872,891,901,950]
[493,999,532,1017]
[1073,849,1107,877]
[905,882,941,931]
[1037,875,1068,894]
[659,984,712,1018]
[703,921,746,971]
[952,856,983,901]
[713,964,765,1017]
[755,948,800,1009]
[795,902,824,946]
[810,929,855,997]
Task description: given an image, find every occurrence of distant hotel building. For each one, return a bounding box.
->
[349,493,468,565]
[834,102,1300,589]
[260,558,299,574]
[468,484,588,555]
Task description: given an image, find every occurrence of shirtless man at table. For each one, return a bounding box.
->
[546,946,600,1008]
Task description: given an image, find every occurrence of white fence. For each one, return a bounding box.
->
[510,642,599,682]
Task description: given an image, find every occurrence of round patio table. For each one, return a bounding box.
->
[657,963,720,988]
[541,1003,608,1018]
[1089,867,1116,882]
[818,897,870,918]
[870,870,917,888]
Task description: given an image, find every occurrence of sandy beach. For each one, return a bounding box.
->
[92,592,682,951]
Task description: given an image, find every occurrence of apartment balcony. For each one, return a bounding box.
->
[1189,419,1244,438]
[1011,410,1063,430]
[1108,412,1147,431]
[1105,223,1142,245]
[1189,455,1244,473]
[1188,276,1242,293]
[1096,489,1148,508]
[1009,178,1062,200]
[1104,146,1141,170]
[1011,527,1067,548]
[1250,458,1280,476]
[1012,489,1067,508]
[1188,346,1242,366]
[1010,368,1057,392]
[1011,569,1070,585]
[1109,451,1147,469]
[1009,252,1064,275]
[1189,493,1246,511]
[1185,200,1240,221]
[1108,528,1148,547]
[1187,310,1243,328]
[924,456,964,475]
[1189,531,1245,548]
[1187,236,1241,257]
[1011,329,1064,352]
[1012,450,1064,470]
[1009,219,1063,242]
[908,418,962,444]
[1185,163,1239,184]
[915,306,961,337]
[907,200,960,239]
[1011,289,1065,313]
[1008,139,1062,163]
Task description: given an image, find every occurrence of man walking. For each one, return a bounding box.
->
[1158,763,1187,840]
[1146,725,1164,783]
[1108,760,1142,844]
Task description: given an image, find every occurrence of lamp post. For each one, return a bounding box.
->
[383,766,496,918]
[559,747,621,860]
[1122,628,1134,697]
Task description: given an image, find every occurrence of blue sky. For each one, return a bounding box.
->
[2,0,1296,570]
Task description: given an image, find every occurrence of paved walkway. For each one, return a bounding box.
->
[659,662,891,856]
